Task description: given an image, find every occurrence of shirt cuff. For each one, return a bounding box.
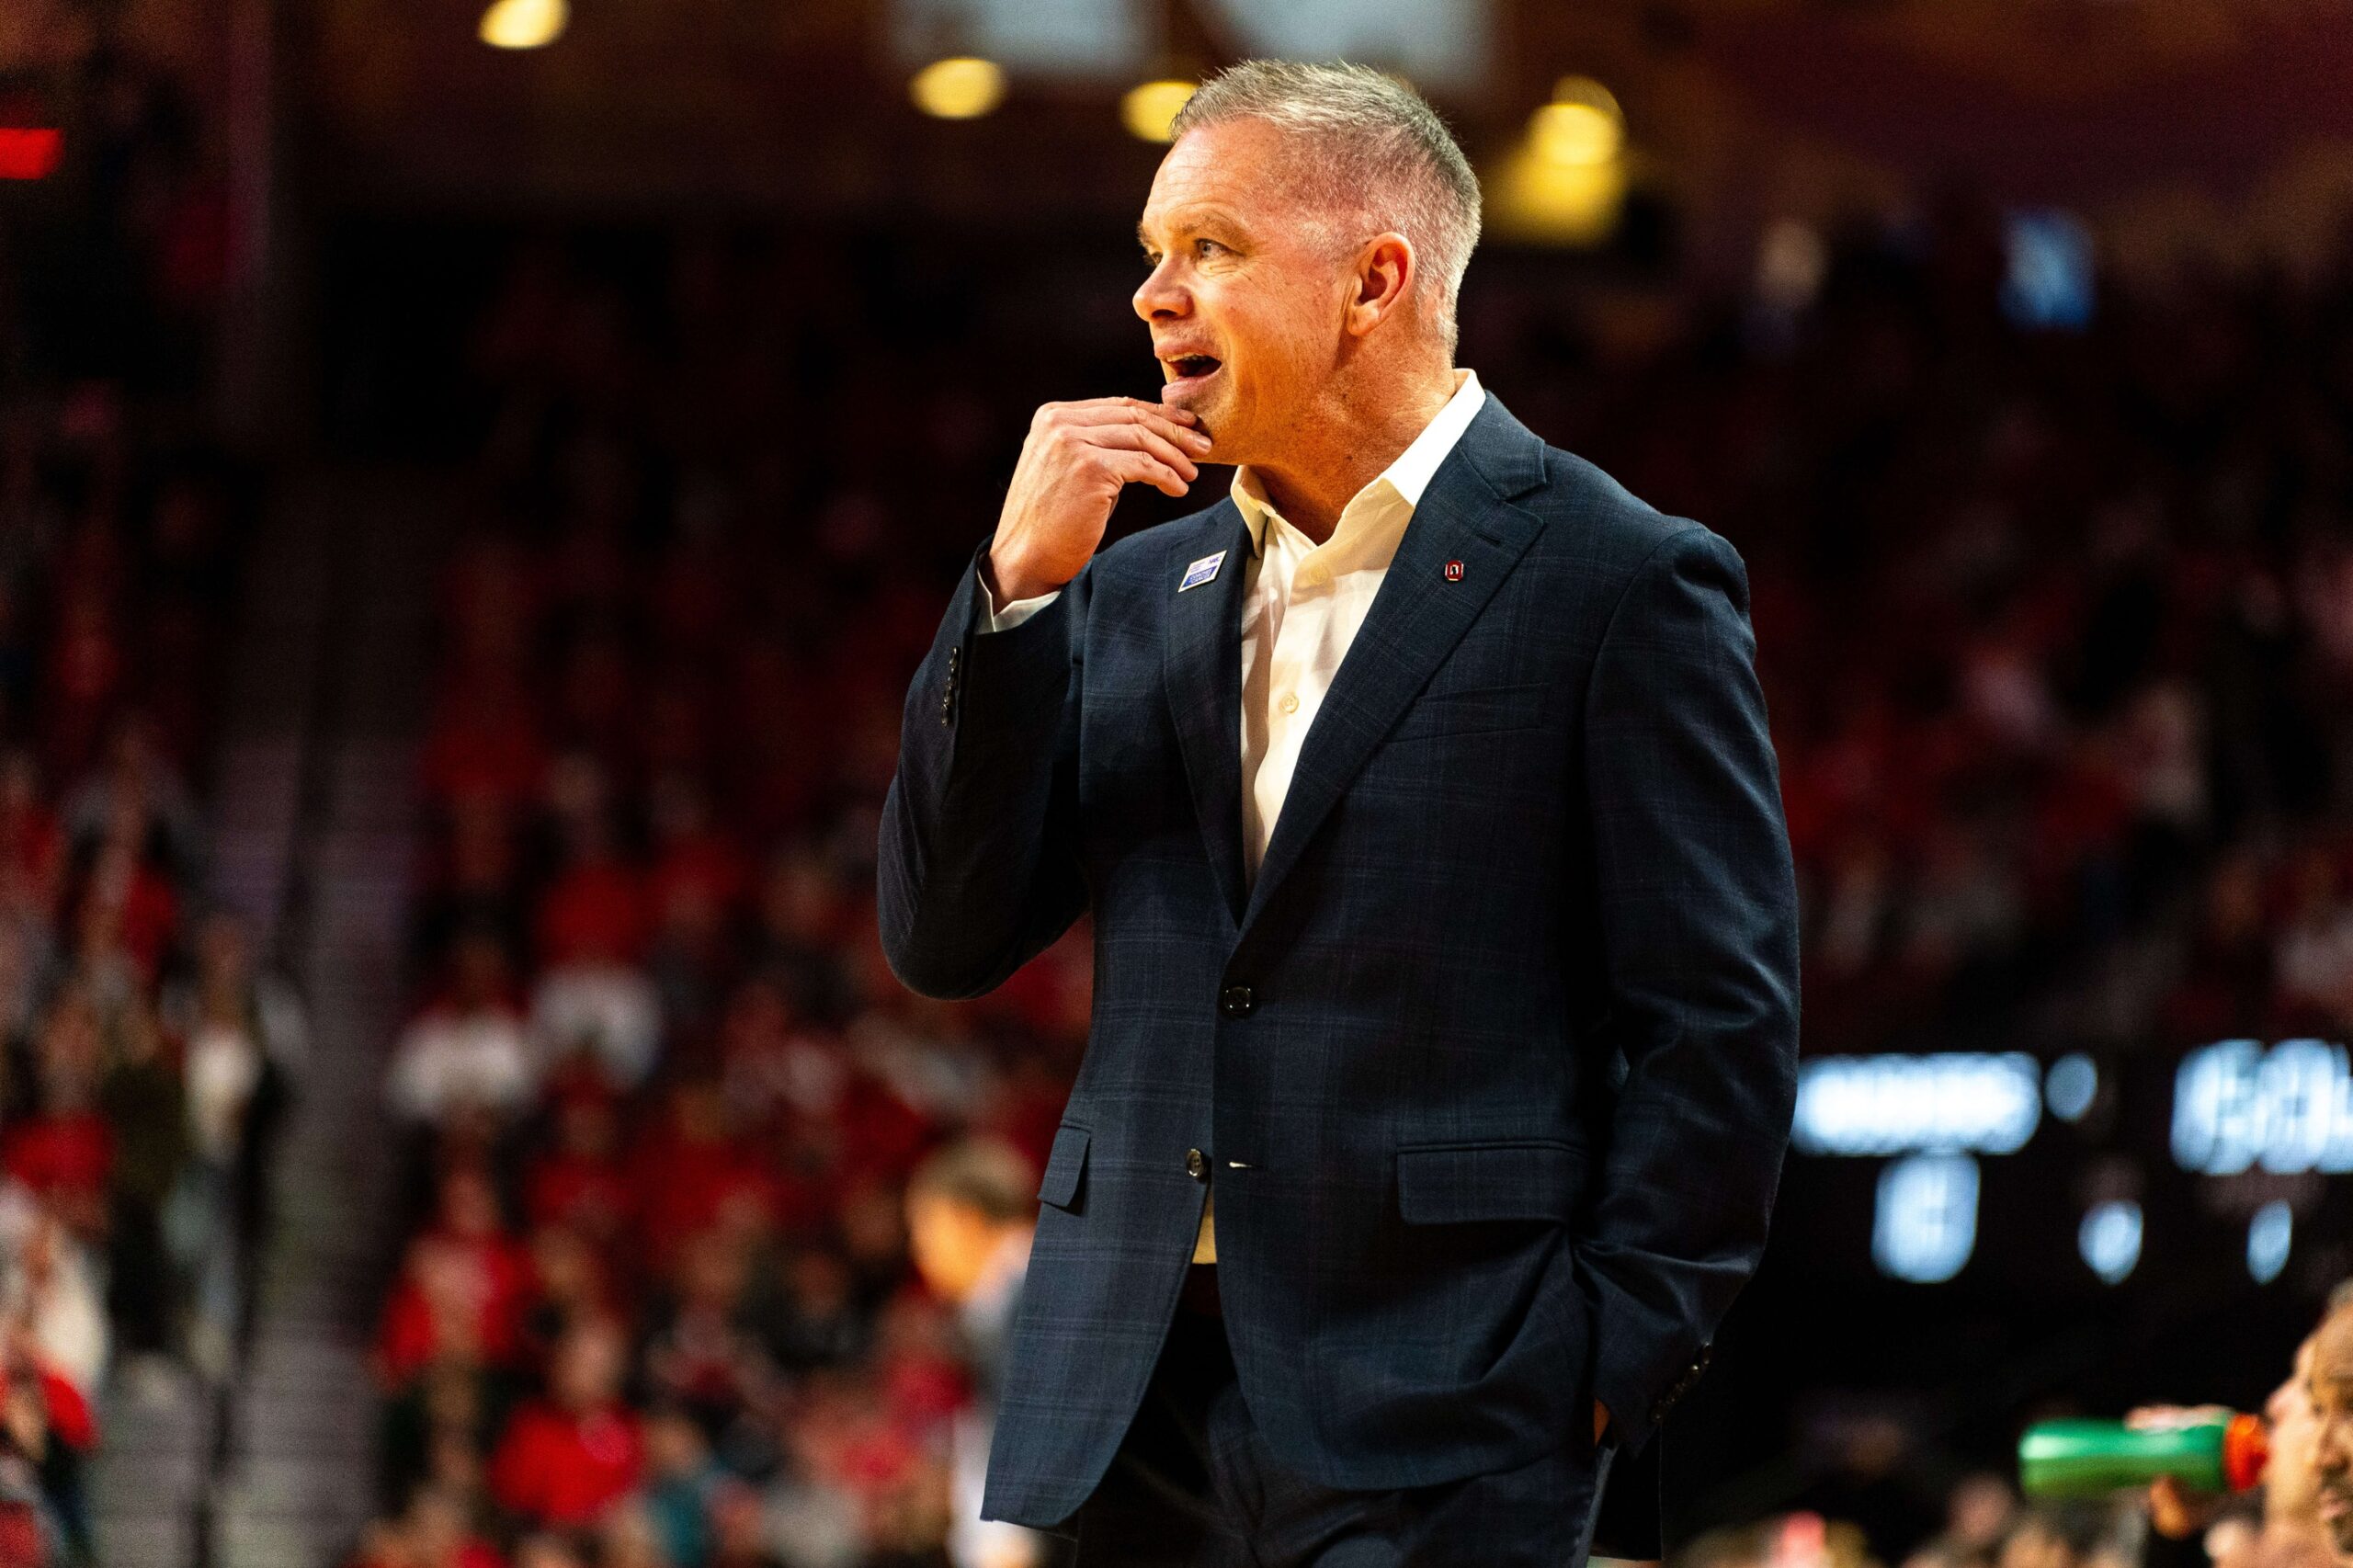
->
[977,564,1062,633]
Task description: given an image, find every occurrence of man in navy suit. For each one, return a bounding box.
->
[879,59,1800,1567]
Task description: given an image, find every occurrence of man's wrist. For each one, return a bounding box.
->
[984,545,1060,605]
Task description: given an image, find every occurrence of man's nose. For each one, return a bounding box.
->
[1133,261,1188,322]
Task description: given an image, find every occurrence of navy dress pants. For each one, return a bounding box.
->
[1063,1269,1613,1567]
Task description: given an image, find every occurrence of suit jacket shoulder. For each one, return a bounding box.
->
[1527,442,1722,582]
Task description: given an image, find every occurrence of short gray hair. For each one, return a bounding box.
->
[1169,60,1482,354]
[908,1137,1037,1223]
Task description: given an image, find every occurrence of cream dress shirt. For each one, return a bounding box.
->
[977,368,1488,1263]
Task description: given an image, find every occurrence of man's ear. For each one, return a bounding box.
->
[1344,233,1415,338]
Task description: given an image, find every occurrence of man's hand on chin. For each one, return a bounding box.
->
[986,397,1210,601]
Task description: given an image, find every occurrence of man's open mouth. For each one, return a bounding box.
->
[1165,354,1222,383]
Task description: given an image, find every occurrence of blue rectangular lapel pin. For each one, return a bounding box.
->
[1178,551,1227,592]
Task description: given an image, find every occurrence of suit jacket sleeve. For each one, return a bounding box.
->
[877,536,1090,1000]
[976,563,1063,633]
[1575,524,1801,1437]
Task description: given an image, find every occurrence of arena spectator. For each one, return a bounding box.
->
[486,1315,645,1532]
[529,955,663,1093]
[347,1484,505,1568]
[2132,1299,2351,1568]
[0,1322,96,1563]
[2309,1308,2353,1561]
[904,1139,1048,1568]
[159,908,300,1375]
[0,1210,108,1405]
[387,927,535,1128]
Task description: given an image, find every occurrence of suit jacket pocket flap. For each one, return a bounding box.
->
[1040,1123,1091,1210]
[1396,1140,1581,1224]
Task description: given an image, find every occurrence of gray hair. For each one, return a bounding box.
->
[908,1137,1038,1223]
[1169,60,1482,354]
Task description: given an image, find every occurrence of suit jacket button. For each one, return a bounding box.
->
[1219,985,1255,1018]
[1185,1148,1208,1180]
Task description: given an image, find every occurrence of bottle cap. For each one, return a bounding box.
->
[2223,1413,2269,1492]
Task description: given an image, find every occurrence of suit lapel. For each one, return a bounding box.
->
[1235,396,1550,941]
[1161,501,1253,930]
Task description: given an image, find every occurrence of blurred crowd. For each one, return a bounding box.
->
[0,32,282,1568]
[336,171,2353,1568]
[0,403,280,1559]
[352,237,1095,1568]
[1671,1488,2140,1568]
[1665,201,2353,1060]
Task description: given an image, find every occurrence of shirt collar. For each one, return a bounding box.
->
[1231,367,1485,558]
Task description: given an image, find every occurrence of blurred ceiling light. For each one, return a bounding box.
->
[1529,74,1623,166]
[0,128,63,181]
[1487,74,1626,246]
[1486,149,1624,246]
[479,0,567,51]
[1122,79,1197,143]
[911,57,1006,119]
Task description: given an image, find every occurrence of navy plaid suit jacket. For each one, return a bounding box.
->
[878,392,1801,1536]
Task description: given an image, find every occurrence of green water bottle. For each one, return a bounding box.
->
[2018,1415,2268,1497]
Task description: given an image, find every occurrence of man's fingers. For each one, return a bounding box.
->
[1083,423,1200,482]
[1105,449,1190,498]
[2147,1475,2215,1540]
[1066,394,1199,425]
[2129,1405,2229,1431]
[1065,404,1211,456]
[1051,400,1211,452]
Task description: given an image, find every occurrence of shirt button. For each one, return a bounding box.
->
[1279,691,1299,714]
[1185,1148,1208,1181]
[1219,985,1255,1018]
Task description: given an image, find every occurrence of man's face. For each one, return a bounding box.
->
[552,1321,624,1409]
[2267,1336,2322,1528]
[905,1191,991,1302]
[2311,1309,2353,1552]
[1134,118,1357,465]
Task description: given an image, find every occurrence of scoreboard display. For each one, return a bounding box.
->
[1779,1040,2353,1294]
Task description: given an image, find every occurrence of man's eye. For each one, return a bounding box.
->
[1195,238,1222,257]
